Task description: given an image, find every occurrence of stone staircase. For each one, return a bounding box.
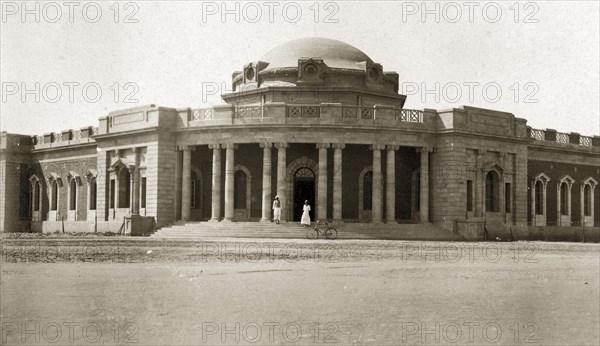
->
[152,221,464,241]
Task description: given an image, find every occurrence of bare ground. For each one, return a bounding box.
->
[1,239,598,345]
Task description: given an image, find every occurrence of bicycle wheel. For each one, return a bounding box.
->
[306,228,318,240]
[325,227,337,240]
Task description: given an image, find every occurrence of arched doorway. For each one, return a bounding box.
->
[286,156,319,222]
[293,167,315,221]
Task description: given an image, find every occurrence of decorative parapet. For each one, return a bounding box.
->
[580,136,594,146]
[556,132,569,144]
[188,104,424,126]
[288,105,320,118]
[527,127,598,148]
[34,135,44,145]
[31,126,98,149]
[236,105,263,118]
[395,109,423,123]
[529,128,545,141]
[192,108,213,121]
[569,132,580,145]
[544,128,557,142]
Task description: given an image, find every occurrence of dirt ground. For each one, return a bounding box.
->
[1,239,598,345]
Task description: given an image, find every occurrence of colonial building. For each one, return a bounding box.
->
[1,38,599,239]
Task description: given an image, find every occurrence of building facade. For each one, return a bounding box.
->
[1,38,599,239]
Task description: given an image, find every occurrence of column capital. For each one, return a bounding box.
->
[259,142,272,149]
[208,143,221,150]
[316,143,331,149]
[221,143,238,150]
[386,144,400,151]
[369,144,386,151]
[332,143,346,149]
[416,146,433,153]
[178,145,196,151]
[274,142,289,149]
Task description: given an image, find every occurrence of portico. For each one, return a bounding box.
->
[177,141,430,224]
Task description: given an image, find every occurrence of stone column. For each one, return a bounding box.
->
[386,145,399,223]
[209,144,221,222]
[417,147,431,223]
[370,144,384,223]
[317,143,330,220]
[332,143,345,221]
[223,143,237,222]
[275,143,288,222]
[128,168,135,214]
[181,146,193,221]
[260,142,272,222]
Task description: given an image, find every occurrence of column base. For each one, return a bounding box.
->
[260,218,273,223]
[385,219,398,225]
[208,218,220,223]
[221,218,234,223]
[370,220,384,224]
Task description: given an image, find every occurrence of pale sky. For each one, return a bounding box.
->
[1,1,599,136]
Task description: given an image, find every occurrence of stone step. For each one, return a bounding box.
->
[152,221,463,241]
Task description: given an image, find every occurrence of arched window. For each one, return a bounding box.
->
[560,182,568,215]
[485,171,499,212]
[51,180,58,210]
[69,179,77,210]
[363,171,373,211]
[89,178,97,210]
[33,181,40,211]
[234,170,247,209]
[535,180,543,215]
[118,169,131,208]
[531,173,551,225]
[580,177,597,227]
[584,184,592,216]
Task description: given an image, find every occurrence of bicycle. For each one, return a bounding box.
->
[306,220,337,240]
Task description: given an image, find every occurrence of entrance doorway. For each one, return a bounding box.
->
[293,167,315,221]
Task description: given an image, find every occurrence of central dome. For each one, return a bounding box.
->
[260,37,373,70]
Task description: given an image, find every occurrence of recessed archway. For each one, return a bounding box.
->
[293,167,316,221]
[286,156,318,222]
